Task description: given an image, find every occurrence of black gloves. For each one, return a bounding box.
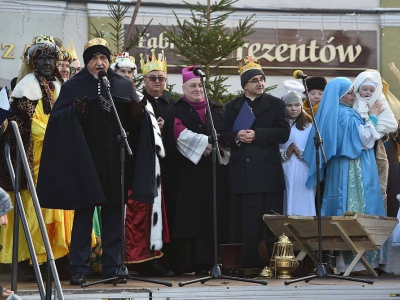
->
[74,95,88,119]
[131,96,147,123]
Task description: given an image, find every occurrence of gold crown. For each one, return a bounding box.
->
[31,34,57,45]
[84,38,109,51]
[113,52,136,65]
[140,49,167,75]
[67,40,78,60]
[26,34,61,64]
[238,56,262,75]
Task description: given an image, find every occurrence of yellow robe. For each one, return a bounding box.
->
[0,91,94,264]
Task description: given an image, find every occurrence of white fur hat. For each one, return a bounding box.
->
[110,52,137,75]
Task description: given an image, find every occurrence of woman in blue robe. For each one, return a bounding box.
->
[303,77,385,273]
[304,77,384,217]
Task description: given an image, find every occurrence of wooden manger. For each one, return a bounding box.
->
[262,214,398,277]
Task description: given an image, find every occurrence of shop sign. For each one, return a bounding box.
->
[129,25,377,77]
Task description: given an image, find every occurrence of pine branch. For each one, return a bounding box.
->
[90,22,106,38]
[126,20,153,52]
[160,0,257,102]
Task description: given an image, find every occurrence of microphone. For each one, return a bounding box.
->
[293,70,307,79]
[193,66,206,77]
[98,70,110,89]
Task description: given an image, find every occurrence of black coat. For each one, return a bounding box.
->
[218,93,290,194]
[37,68,154,210]
[162,99,224,239]
[142,89,175,121]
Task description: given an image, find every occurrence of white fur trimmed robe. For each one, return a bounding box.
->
[125,99,167,263]
[147,102,165,251]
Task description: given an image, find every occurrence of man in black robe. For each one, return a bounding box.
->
[140,50,175,131]
[37,38,151,285]
[162,66,225,275]
[218,57,290,269]
[121,49,175,277]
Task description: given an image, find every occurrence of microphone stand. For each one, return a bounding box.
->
[178,72,267,287]
[81,75,172,288]
[284,75,373,285]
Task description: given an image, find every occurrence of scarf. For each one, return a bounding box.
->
[183,96,207,124]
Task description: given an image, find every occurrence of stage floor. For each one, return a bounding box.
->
[2,271,400,300]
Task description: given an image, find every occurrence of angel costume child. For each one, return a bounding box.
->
[279,91,315,216]
[353,70,398,209]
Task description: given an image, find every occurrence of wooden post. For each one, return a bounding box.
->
[123,0,142,51]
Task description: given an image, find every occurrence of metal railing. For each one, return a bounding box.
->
[4,120,64,300]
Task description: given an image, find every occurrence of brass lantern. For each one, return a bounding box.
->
[270,233,299,279]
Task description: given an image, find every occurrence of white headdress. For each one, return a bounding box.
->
[110,52,137,75]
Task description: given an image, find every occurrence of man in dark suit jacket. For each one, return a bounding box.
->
[218,57,290,269]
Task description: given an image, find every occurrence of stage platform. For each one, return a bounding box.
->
[2,272,400,300]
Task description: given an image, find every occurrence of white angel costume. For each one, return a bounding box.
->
[353,71,397,137]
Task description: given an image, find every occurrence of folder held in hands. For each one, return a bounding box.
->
[231,101,255,131]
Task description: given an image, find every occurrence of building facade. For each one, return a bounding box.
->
[1,0,400,97]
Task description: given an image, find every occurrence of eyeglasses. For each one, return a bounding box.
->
[70,67,82,74]
[146,76,166,82]
[248,77,265,84]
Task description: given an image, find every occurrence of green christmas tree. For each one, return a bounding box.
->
[90,0,150,51]
[161,0,256,103]
[89,0,151,88]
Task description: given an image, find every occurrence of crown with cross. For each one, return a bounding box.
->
[238,56,262,75]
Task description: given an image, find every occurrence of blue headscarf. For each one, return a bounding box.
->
[303,77,353,188]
